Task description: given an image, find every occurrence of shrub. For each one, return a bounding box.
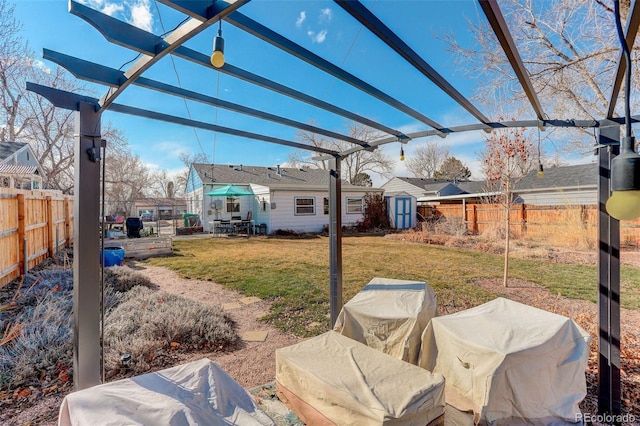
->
[103,286,238,374]
[356,193,390,231]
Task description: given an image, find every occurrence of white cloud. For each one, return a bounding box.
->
[31,59,51,74]
[319,8,333,23]
[307,29,328,43]
[101,2,124,16]
[296,11,306,28]
[128,0,153,32]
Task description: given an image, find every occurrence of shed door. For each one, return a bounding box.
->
[395,197,412,229]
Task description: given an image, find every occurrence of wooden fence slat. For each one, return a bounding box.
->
[0,188,73,287]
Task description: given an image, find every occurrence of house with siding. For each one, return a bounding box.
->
[0,141,44,189]
[185,163,382,234]
[414,163,597,206]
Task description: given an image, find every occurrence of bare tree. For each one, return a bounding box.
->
[103,150,151,216]
[405,142,450,178]
[288,122,395,183]
[447,0,633,151]
[481,125,535,287]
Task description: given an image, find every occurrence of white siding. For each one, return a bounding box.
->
[250,184,271,233]
[382,177,425,199]
[518,189,597,206]
[269,190,370,233]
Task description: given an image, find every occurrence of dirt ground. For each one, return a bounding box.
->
[4,244,640,425]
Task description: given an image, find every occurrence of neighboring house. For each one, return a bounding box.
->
[382,177,468,202]
[185,163,382,234]
[0,141,43,189]
[413,163,597,206]
[134,197,188,220]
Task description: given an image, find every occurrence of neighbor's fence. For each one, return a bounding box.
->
[418,203,640,248]
[0,188,74,286]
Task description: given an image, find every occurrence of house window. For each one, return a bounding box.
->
[323,197,329,215]
[346,197,364,214]
[295,197,315,215]
[227,197,240,213]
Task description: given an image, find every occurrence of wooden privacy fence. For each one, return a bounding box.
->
[418,203,640,248]
[0,188,73,286]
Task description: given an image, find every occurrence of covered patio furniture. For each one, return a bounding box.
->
[276,331,445,426]
[58,358,275,426]
[419,297,591,425]
[125,217,143,238]
[333,277,437,365]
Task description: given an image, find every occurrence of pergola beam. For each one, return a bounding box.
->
[43,49,371,147]
[607,0,640,118]
[68,3,408,140]
[157,0,444,135]
[27,83,339,155]
[479,0,546,120]
[335,0,491,125]
[69,0,250,111]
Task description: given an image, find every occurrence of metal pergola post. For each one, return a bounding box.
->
[597,123,622,417]
[328,157,343,328]
[73,102,102,390]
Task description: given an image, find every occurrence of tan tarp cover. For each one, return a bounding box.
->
[333,277,437,364]
[276,331,445,426]
[419,298,591,425]
[58,358,275,426]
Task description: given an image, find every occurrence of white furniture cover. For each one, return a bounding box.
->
[58,358,275,426]
[333,277,437,364]
[419,297,591,425]
[276,330,445,426]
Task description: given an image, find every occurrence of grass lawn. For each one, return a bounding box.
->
[146,236,640,336]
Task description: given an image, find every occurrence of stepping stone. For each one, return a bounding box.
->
[242,331,269,342]
[222,302,242,311]
[240,296,262,305]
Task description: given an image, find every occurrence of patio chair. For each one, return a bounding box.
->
[219,219,232,234]
[237,211,253,235]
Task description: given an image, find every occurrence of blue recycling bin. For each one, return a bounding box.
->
[100,246,125,266]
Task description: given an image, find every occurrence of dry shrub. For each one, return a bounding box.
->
[103,286,238,374]
[433,217,467,237]
[104,266,155,293]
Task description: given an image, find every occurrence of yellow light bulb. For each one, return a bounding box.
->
[606,190,640,220]
[400,146,405,161]
[211,50,224,68]
[537,170,544,179]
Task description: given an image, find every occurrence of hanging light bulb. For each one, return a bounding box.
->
[606,136,640,220]
[400,146,405,161]
[537,163,544,179]
[210,20,225,68]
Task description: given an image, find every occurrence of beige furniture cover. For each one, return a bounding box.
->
[419,298,591,425]
[276,330,445,426]
[333,277,437,364]
[58,358,275,426]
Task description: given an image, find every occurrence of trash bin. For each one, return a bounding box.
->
[126,217,143,238]
[100,246,125,266]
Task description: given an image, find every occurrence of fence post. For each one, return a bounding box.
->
[64,196,71,247]
[520,204,527,236]
[17,193,26,276]
[472,204,478,234]
[46,195,55,257]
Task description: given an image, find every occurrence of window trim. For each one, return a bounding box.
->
[294,196,316,216]
[226,197,240,213]
[346,196,364,214]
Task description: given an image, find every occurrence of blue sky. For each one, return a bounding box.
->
[12,0,569,185]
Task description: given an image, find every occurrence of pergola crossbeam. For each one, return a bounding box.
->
[479,0,545,121]
[335,0,491,125]
[26,82,338,155]
[607,0,640,118]
[43,49,371,147]
[69,0,250,111]
[68,3,408,140]
[157,0,445,135]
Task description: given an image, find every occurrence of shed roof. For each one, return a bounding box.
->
[0,164,39,175]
